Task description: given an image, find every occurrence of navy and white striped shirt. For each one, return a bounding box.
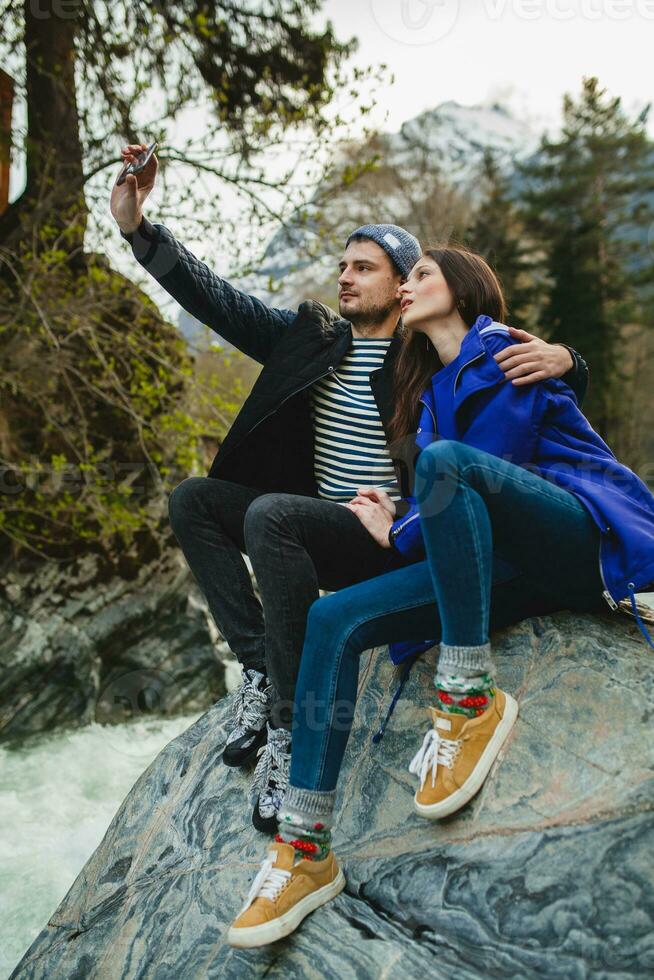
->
[309,337,401,503]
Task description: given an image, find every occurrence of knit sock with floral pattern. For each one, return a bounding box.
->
[275,786,335,862]
[435,641,497,719]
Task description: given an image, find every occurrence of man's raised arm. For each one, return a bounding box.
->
[111,144,296,364]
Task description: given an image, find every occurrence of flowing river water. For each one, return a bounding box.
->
[1,713,203,976]
[2,593,653,975]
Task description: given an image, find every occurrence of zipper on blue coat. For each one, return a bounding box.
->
[418,397,437,431]
[454,352,485,392]
[392,511,419,537]
[597,527,619,610]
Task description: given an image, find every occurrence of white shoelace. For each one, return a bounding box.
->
[408,728,461,789]
[226,670,271,744]
[250,725,291,805]
[239,852,291,914]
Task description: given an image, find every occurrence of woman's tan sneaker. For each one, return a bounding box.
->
[409,688,518,819]
[227,842,346,948]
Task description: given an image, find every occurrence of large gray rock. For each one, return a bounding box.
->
[10,608,654,978]
[0,549,227,741]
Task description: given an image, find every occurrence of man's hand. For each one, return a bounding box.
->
[494,326,574,386]
[346,496,393,548]
[353,486,397,518]
[110,143,158,234]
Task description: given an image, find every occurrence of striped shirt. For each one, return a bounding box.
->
[309,337,401,503]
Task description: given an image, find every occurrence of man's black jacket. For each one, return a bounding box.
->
[122,217,589,516]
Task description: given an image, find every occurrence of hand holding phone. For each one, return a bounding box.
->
[110,140,159,234]
[116,140,158,185]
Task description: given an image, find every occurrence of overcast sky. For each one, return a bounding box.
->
[320,0,654,136]
[8,0,653,200]
[7,0,652,314]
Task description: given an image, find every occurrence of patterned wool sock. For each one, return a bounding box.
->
[275,785,336,862]
[435,642,497,718]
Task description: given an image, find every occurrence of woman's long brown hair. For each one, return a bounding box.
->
[387,244,508,444]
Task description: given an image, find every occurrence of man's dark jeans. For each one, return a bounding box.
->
[167,478,409,727]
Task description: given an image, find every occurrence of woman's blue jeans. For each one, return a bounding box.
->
[289,440,605,794]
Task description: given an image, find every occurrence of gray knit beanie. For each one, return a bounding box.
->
[345,223,421,278]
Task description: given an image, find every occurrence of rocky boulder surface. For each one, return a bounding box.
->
[10,607,654,978]
[0,549,228,741]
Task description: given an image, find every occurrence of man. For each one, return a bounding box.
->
[111,143,588,831]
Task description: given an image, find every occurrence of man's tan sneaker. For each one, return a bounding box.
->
[409,688,518,819]
[227,842,346,948]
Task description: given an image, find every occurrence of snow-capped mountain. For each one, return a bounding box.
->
[396,99,536,167]
[238,100,535,304]
[181,100,535,344]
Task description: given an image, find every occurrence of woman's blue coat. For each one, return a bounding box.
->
[387,316,654,664]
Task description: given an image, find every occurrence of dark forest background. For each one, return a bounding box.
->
[0,1,652,572]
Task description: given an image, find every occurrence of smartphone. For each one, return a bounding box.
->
[116,140,158,185]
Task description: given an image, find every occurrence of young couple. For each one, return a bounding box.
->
[113,144,654,948]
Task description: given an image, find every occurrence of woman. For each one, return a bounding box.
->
[227,245,654,948]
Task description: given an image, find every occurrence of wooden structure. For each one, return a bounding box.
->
[0,68,15,216]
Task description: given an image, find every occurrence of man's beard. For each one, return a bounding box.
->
[342,296,398,333]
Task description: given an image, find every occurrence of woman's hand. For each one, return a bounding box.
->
[494,326,574,385]
[346,496,394,548]
[110,143,158,234]
[352,486,397,518]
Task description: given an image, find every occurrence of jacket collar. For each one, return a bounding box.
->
[421,315,507,416]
